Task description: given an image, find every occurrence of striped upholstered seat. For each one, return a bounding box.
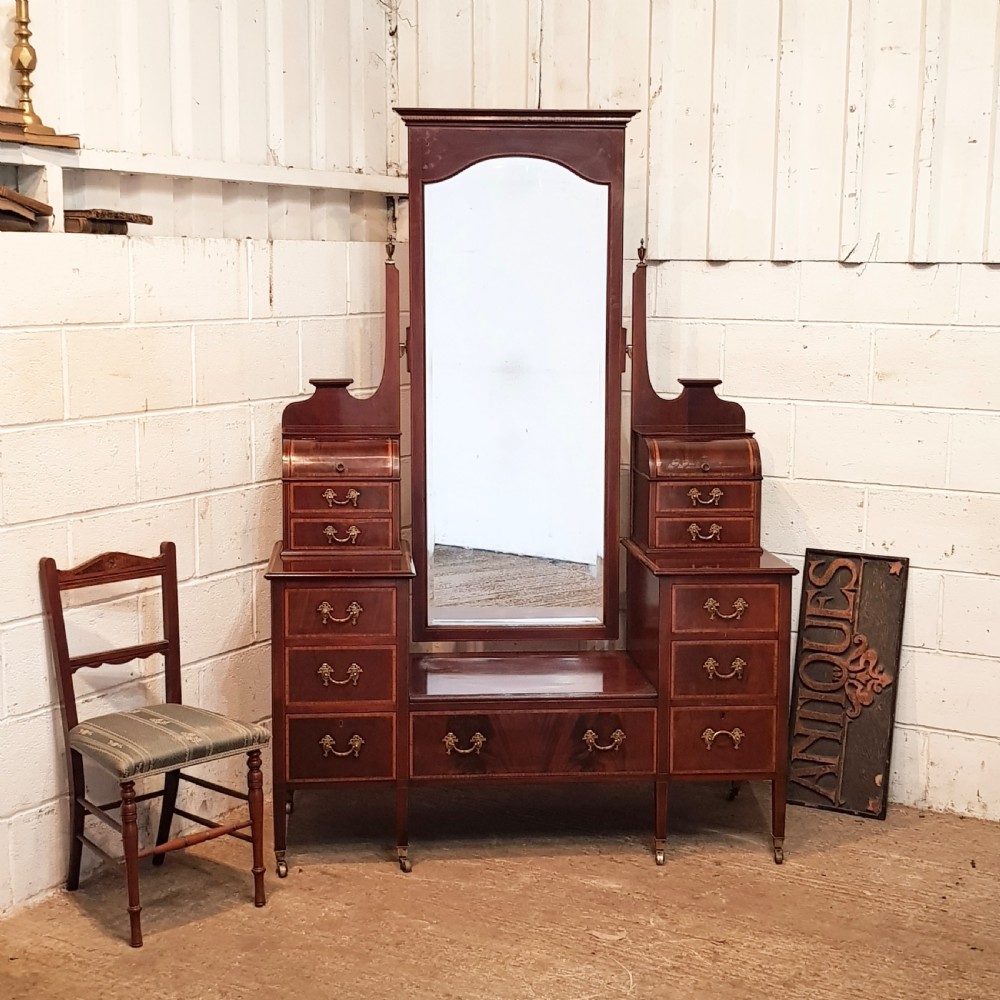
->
[69,704,270,781]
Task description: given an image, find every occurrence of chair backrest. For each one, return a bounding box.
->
[40,541,182,733]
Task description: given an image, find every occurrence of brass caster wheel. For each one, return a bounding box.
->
[726,781,741,802]
[285,799,294,816]
[773,846,784,865]
[276,860,289,878]
[655,849,665,866]
[399,857,412,873]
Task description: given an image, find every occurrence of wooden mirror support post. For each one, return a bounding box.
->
[625,247,798,864]
[265,246,416,876]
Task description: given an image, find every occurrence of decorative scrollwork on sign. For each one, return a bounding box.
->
[703,596,748,620]
[834,633,893,719]
[688,487,724,506]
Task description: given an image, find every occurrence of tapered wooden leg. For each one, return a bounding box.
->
[395,780,410,872]
[771,775,787,864]
[152,769,180,868]
[67,752,85,890]
[247,750,266,905]
[654,779,667,865]
[120,780,143,947]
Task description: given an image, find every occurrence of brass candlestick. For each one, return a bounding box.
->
[11,0,54,134]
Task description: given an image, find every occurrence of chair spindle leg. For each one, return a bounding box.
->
[153,769,180,867]
[247,750,266,906]
[120,780,143,947]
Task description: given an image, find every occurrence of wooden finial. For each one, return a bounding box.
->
[386,239,396,262]
[638,239,647,263]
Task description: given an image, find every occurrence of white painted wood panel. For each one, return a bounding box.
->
[708,0,782,260]
[472,0,531,107]
[847,0,924,262]
[589,0,650,248]
[773,0,851,260]
[647,0,714,260]
[912,0,1000,262]
[418,0,474,106]
[538,0,590,107]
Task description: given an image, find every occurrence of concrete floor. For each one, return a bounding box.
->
[1,782,997,999]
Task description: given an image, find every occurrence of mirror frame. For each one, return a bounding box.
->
[397,108,636,642]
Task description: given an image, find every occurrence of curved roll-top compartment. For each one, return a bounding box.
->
[283,438,400,480]
[635,435,761,481]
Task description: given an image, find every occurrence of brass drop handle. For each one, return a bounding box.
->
[442,732,486,755]
[703,597,748,620]
[323,524,361,545]
[702,727,744,751]
[582,728,626,752]
[688,487,724,507]
[322,488,361,508]
[688,522,723,541]
[319,734,365,758]
[317,662,363,686]
[702,657,746,681]
[316,600,363,626]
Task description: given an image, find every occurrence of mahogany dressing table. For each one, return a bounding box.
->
[266,109,796,874]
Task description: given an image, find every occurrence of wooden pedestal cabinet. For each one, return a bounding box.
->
[265,255,415,876]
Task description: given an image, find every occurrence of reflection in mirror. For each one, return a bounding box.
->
[423,157,609,626]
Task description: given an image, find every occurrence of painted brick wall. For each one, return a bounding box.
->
[645,259,1000,821]
[0,232,392,915]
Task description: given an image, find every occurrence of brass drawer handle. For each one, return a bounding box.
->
[582,728,626,752]
[688,487,723,507]
[703,657,746,681]
[702,727,744,751]
[323,524,361,545]
[316,600,363,626]
[442,732,486,755]
[703,596,748,620]
[317,662,363,686]
[319,734,364,758]
[688,522,722,541]
[322,488,361,508]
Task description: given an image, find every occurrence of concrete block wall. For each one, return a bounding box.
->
[0,231,391,916]
[647,259,1000,820]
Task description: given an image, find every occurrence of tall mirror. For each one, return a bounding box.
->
[399,109,634,640]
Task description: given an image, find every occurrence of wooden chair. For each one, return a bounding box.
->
[40,541,270,947]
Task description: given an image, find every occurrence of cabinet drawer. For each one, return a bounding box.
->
[287,516,396,551]
[410,709,655,778]
[671,640,778,700]
[669,707,776,775]
[284,585,397,638]
[286,647,395,705]
[670,583,779,634]
[285,439,399,479]
[286,714,395,781]
[654,481,757,514]
[653,516,757,549]
[287,481,394,515]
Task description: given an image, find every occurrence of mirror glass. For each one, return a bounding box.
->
[423,156,609,627]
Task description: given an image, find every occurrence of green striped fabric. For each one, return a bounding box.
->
[69,704,270,780]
